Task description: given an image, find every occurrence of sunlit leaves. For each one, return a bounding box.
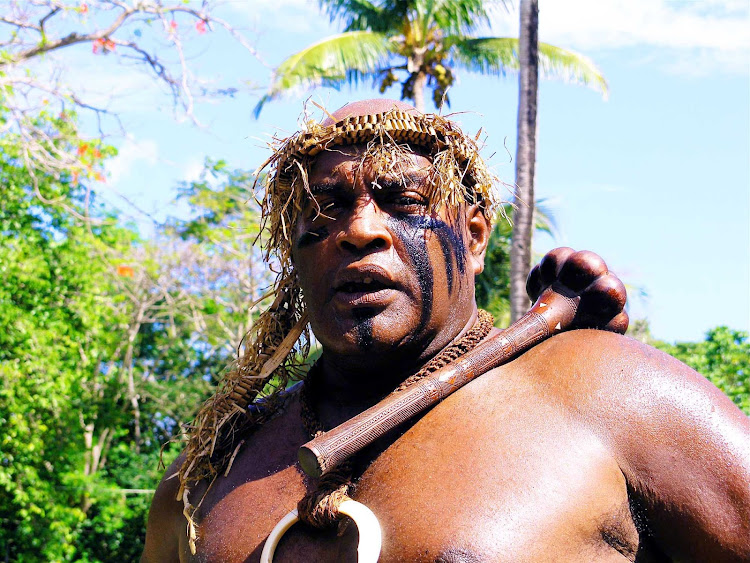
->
[654,327,750,414]
[254,31,392,116]
[0,113,261,560]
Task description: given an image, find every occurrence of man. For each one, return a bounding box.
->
[143,99,750,562]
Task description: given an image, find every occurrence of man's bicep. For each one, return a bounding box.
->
[142,458,184,562]
[606,344,750,561]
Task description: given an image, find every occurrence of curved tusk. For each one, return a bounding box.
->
[260,500,382,563]
[260,508,299,563]
[339,499,382,563]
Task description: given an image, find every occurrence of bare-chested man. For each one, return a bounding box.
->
[142,99,750,562]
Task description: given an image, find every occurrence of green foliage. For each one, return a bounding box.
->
[652,327,750,415]
[174,158,262,243]
[170,158,271,361]
[475,211,512,326]
[0,4,264,557]
[475,201,556,327]
[0,103,129,561]
[0,109,262,559]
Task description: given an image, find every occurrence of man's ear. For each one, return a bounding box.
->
[465,204,491,275]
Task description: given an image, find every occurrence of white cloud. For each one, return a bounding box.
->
[490,0,749,75]
[105,136,160,186]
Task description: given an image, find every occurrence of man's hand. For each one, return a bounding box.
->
[526,247,629,334]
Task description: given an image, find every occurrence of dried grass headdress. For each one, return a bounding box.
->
[175,105,499,552]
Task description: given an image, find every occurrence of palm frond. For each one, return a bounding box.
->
[446,35,518,75]
[447,37,608,97]
[537,43,608,99]
[254,31,393,117]
[533,197,559,237]
[318,0,397,32]
[430,0,497,35]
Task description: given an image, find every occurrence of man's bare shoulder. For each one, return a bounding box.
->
[142,387,307,562]
[142,453,185,562]
[479,328,749,462]
[485,328,739,413]
[476,328,750,561]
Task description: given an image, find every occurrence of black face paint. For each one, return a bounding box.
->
[393,214,466,295]
[296,226,330,249]
[386,215,434,340]
[434,219,466,294]
[352,307,374,350]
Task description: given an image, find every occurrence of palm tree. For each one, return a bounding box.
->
[509,0,538,322]
[254,0,607,115]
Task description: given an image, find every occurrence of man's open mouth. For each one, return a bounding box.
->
[332,267,397,307]
[337,277,390,293]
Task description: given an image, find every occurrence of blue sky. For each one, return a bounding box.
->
[64,0,748,343]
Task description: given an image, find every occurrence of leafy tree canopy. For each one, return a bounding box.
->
[0,109,264,560]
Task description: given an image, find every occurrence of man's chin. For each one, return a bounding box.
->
[321,328,398,357]
[317,312,415,357]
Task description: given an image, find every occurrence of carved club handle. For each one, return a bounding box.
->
[298,284,580,478]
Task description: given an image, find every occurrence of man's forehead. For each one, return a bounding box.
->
[260,98,499,255]
[308,144,433,175]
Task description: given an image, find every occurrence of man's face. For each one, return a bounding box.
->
[291,145,488,367]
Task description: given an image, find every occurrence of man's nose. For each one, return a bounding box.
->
[336,199,393,254]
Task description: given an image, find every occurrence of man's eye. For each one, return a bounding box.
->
[304,197,343,221]
[390,194,427,207]
[322,198,348,213]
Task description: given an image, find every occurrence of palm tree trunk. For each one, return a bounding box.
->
[408,50,427,113]
[413,71,427,113]
[510,0,539,323]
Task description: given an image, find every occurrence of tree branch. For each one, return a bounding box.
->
[0,0,262,202]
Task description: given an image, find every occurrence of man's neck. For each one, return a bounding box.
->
[313,308,479,428]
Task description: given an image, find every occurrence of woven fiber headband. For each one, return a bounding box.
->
[270,109,496,211]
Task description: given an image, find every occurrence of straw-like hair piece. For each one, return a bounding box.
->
[175,105,500,554]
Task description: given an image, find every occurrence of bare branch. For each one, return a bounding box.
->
[38,6,61,31]
[0,0,262,210]
[0,16,41,31]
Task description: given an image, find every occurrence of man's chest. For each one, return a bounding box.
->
[189,386,637,562]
